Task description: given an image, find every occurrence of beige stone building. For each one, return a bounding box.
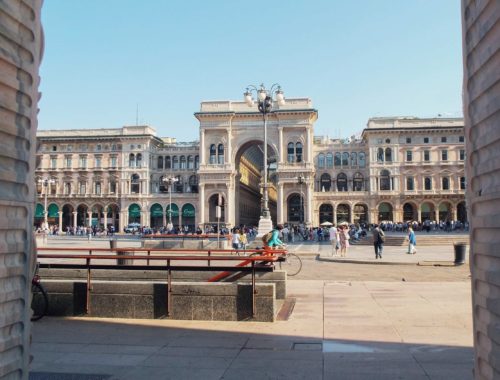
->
[35,99,466,233]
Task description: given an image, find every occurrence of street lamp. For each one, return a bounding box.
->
[244,83,285,235]
[297,175,305,224]
[162,176,178,229]
[38,178,55,230]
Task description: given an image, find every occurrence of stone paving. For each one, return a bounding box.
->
[30,237,473,379]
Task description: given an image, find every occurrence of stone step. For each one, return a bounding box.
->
[353,234,469,246]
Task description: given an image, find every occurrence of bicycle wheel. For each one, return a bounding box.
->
[279,253,302,276]
[31,282,48,321]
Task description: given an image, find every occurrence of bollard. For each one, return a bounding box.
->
[453,242,467,265]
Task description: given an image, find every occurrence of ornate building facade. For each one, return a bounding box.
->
[35,97,466,233]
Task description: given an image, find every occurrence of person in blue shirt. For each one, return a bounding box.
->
[267,225,284,248]
[407,227,417,254]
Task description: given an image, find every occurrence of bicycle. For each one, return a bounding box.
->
[31,265,48,321]
[251,246,302,277]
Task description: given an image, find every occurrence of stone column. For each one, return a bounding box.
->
[103,213,108,229]
[58,211,63,233]
[199,184,205,226]
[333,205,337,224]
[278,127,284,163]
[277,182,284,224]
[73,211,78,228]
[0,1,43,376]
[119,210,128,233]
[87,211,93,227]
[305,182,313,226]
[200,128,206,165]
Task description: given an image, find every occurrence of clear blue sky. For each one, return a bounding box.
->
[39,1,463,141]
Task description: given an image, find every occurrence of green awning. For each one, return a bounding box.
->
[47,204,59,218]
[166,203,179,217]
[182,203,195,217]
[35,204,44,218]
[128,203,141,217]
[150,203,163,217]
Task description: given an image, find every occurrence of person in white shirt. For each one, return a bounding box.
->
[232,228,241,250]
[329,225,339,256]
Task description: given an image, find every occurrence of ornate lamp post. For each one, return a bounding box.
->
[162,176,178,229]
[38,178,55,230]
[244,84,285,235]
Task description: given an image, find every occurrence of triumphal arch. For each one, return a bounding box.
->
[195,98,318,229]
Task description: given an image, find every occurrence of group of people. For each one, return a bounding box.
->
[327,223,352,257]
[371,224,417,259]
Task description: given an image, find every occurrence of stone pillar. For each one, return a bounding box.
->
[200,128,206,165]
[103,213,108,229]
[305,182,313,226]
[333,205,337,224]
[58,211,63,233]
[0,1,42,377]
[277,183,284,224]
[119,210,128,233]
[278,127,284,163]
[199,184,205,225]
[73,211,78,228]
[87,211,93,227]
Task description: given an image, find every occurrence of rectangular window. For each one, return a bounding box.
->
[424,137,429,144]
[441,150,448,161]
[424,177,432,190]
[79,156,87,168]
[460,177,466,190]
[96,144,101,151]
[442,177,450,190]
[79,182,86,195]
[459,150,465,161]
[65,156,72,168]
[52,145,57,152]
[110,156,117,168]
[95,182,101,195]
[406,137,411,144]
[95,157,102,168]
[459,136,464,143]
[50,157,57,169]
[406,151,413,162]
[67,145,72,152]
[424,150,430,162]
[64,182,71,195]
[109,181,116,194]
[441,136,447,143]
[406,177,414,191]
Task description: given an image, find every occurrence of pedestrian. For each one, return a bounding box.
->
[407,227,417,254]
[267,224,284,248]
[329,224,339,256]
[339,223,350,257]
[232,228,241,251]
[239,229,248,252]
[372,224,385,259]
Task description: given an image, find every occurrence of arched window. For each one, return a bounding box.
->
[425,177,432,190]
[342,152,349,166]
[174,175,183,192]
[318,153,325,168]
[334,152,341,167]
[326,153,333,168]
[136,153,142,168]
[385,148,392,162]
[180,155,187,169]
[337,173,348,191]
[287,143,295,163]
[319,204,333,223]
[188,175,198,193]
[288,194,304,223]
[442,177,450,190]
[295,142,303,163]
[358,152,366,167]
[194,155,199,169]
[217,144,224,164]
[209,144,216,164]
[351,152,357,166]
[130,174,140,194]
[187,155,194,169]
[380,169,391,191]
[320,173,331,191]
[129,153,135,168]
[157,156,163,169]
[172,156,179,170]
[165,156,171,169]
[353,172,364,191]
[377,148,384,162]
[159,176,167,193]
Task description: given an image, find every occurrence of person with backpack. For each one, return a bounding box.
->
[372,224,385,259]
[407,226,417,254]
[263,224,284,248]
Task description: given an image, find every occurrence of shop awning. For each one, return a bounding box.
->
[150,203,163,217]
[47,204,59,218]
[182,203,195,217]
[166,203,179,217]
[35,204,44,218]
[128,203,141,217]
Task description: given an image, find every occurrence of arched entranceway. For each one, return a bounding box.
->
[421,202,435,221]
[287,194,303,224]
[62,204,74,230]
[438,202,452,221]
[234,140,278,227]
[378,202,393,222]
[403,202,417,221]
[181,203,195,231]
[353,203,368,224]
[76,204,88,227]
[106,204,120,230]
[336,204,350,224]
[208,194,225,225]
[166,203,179,228]
[91,204,105,228]
[150,203,163,228]
[128,203,141,224]
[34,203,44,228]
[457,201,467,223]
[319,204,333,224]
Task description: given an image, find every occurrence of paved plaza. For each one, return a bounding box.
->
[30,237,473,379]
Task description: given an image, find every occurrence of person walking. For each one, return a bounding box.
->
[339,223,350,257]
[407,227,417,254]
[232,228,241,251]
[267,224,284,248]
[329,224,339,256]
[372,224,385,259]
